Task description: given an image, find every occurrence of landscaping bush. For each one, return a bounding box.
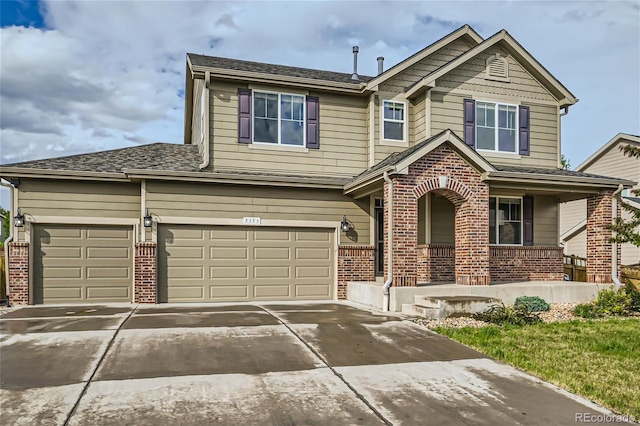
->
[573,284,640,319]
[514,295,550,312]
[472,303,542,326]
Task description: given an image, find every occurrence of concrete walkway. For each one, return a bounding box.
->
[0,302,626,425]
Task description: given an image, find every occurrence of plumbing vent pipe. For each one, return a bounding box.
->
[351,46,359,81]
[377,56,384,75]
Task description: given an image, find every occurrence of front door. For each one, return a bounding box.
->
[374,198,384,276]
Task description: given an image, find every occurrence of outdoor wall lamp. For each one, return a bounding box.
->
[14,209,25,227]
[341,215,353,233]
[143,209,153,228]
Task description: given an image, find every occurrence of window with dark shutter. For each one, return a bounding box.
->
[518,105,530,156]
[238,88,252,144]
[463,98,475,148]
[306,95,320,149]
[523,196,534,246]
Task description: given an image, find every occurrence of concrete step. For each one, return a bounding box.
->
[406,295,502,320]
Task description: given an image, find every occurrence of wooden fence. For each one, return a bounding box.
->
[564,255,587,282]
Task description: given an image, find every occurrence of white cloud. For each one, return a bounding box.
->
[0,0,638,198]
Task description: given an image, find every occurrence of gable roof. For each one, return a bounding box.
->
[188,53,373,85]
[576,133,640,172]
[345,130,496,194]
[404,29,578,106]
[365,25,483,89]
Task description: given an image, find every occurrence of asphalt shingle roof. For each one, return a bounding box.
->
[188,53,373,85]
[2,143,202,173]
[494,165,626,180]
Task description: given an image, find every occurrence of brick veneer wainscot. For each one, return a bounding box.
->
[384,144,490,286]
[337,245,375,299]
[8,242,29,305]
[135,242,157,303]
[490,246,564,281]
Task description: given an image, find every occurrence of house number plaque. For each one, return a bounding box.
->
[243,217,262,225]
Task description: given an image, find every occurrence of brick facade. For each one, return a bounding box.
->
[586,190,619,283]
[490,246,564,281]
[337,245,375,299]
[385,144,490,286]
[7,242,29,306]
[417,244,455,283]
[135,242,157,303]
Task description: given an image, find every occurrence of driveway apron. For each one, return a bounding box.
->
[0,302,625,425]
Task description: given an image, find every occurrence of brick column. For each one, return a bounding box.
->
[586,190,617,283]
[384,177,418,287]
[337,245,375,299]
[135,242,157,303]
[8,242,29,306]
[454,186,490,285]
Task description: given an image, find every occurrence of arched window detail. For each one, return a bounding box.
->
[485,54,509,82]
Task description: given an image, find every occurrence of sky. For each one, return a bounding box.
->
[0,0,639,209]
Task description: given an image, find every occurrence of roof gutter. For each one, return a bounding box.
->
[344,166,396,195]
[482,171,635,189]
[0,167,128,182]
[382,171,393,312]
[611,185,624,288]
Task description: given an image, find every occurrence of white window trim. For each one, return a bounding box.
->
[381,100,408,145]
[252,90,306,147]
[489,195,524,246]
[476,100,519,154]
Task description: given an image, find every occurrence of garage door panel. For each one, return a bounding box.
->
[165,246,204,259]
[159,225,334,302]
[210,266,248,279]
[34,225,133,304]
[210,286,248,299]
[210,247,248,259]
[254,247,290,260]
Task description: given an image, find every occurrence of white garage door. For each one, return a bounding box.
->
[157,225,334,302]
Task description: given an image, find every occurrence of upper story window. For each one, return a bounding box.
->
[383,100,406,142]
[476,101,518,153]
[254,92,305,146]
[463,98,530,156]
[238,88,320,149]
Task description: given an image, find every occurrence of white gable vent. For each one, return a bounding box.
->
[485,53,509,82]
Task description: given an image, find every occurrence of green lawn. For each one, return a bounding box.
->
[434,319,640,419]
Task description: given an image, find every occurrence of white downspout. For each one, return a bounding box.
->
[199,71,211,170]
[382,171,393,312]
[611,184,624,288]
[1,179,15,303]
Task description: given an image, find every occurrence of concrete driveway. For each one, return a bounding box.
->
[0,302,623,425]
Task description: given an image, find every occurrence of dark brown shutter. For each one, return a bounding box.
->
[306,95,320,149]
[463,99,475,148]
[523,196,534,246]
[519,105,530,156]
[238,88,252,144]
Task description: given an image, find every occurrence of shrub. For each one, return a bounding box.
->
[514,295,550,312]
[573,284,640,319]
[473,303,542,326]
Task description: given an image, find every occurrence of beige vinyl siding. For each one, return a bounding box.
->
[436,46,557,103]
[146,181,370,245]
[580,141,640,185]
[430,92,559,169]
[414,95,427,143]
[565,230,587,259]
[17,179,140,240]
[430,193,455,244]
[209,81,368,178]
[560,199,586,235]
[533,195,558,246]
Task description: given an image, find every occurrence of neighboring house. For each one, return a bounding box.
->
[560,133,640,266]
[0,211,5,243]
[0,25,634,306]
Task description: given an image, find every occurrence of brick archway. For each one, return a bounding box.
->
[413,176,473,205]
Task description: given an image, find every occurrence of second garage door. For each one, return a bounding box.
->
[157,225,334,302]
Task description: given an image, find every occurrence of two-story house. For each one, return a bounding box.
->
[1,25,634,307]
[560,133,640,266]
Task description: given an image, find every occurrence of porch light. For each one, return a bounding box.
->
[341,215,352,233]
[14,209,24,227]
[143,209,153,228]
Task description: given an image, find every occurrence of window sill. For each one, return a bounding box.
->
[477,149,521,160]
[380,139,408,147]
[248,143,309,153]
